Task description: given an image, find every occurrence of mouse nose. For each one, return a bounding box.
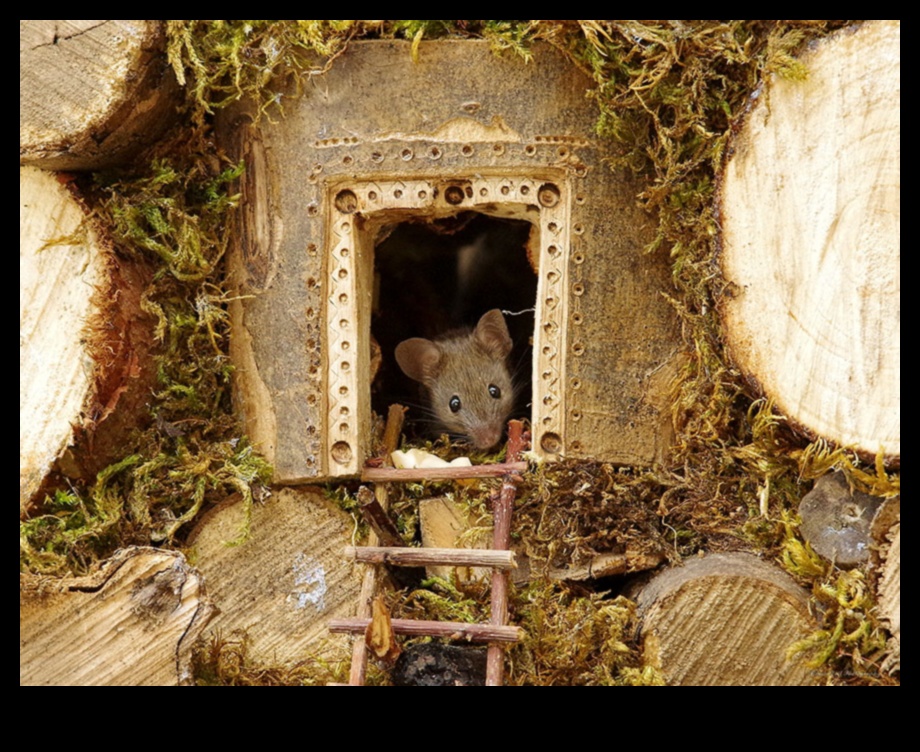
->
[471,426,503,450]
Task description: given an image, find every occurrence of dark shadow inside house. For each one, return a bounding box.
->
[371,212,537,450]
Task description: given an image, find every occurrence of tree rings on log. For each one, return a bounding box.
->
[719,21,900,460]
[19,166,156,512]
[20,167,103,511]
[20,20,180,170]
[636,553,818,686]
[20,548,213,685]
[186,487,363,666]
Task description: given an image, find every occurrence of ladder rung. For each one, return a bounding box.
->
[329,618,522,643]
[361,461,527,483]
[345,545,516,569]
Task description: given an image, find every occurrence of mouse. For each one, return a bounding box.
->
[394,309,515,450]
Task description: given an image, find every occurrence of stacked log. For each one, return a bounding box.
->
[186,488,362,665]
[20,548,213,686]
[20,20,180,170]
[635,554,818,686]
[719,20,900,461]
[717,20,900,681]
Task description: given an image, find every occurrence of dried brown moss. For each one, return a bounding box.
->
[192,635,356,686]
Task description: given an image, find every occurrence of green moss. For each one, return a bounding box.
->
[20,150,270,575]
[787,569,891,681]
[167,21,360,121]
[508,582,655,686]
[101,157,243,283]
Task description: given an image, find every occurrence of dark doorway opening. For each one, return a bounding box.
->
[371,212,537,448]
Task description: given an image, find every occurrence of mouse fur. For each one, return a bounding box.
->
[394,309,515,450]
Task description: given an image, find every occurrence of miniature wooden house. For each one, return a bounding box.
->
[220,41,680,482]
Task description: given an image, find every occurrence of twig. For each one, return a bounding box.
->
[345,405,405,686]
[345,546,516,570]
[362,461,527,483]
[380,404,407,457]
[329,618,523,643]
[487,420,528,687]
[356,486,403,548]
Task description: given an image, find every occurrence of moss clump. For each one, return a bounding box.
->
[378,571,655,686]
[509,581,659,686]
[192,635,357,686]
[787,568,893,684]
[514,461,674,572]
[104,157,243,283]
[20,153,271,576]
[166,20,366,122]
[165,20,537,122]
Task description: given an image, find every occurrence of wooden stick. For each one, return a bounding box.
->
[505,421,528,461]
[486,420,527,687]
[362,461,527,483]
[349,551,378,685]
[549,550,666,582]
[345,405,406,686]
[381,404,407,457]
[356,486,403,548]
[329,618,523,643]
[345,546,516,570]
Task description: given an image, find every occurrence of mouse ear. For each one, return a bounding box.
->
[395,338,444,385]
[473,309,512,360]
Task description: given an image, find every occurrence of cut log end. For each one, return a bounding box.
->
[20,548,213,686]
[187,487,363,666]
[720,20,900,460]
[19,166,157,513]
[19,20,181,169]
[636,553,818,686]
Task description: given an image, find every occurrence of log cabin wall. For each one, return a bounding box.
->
[219,41,680,482]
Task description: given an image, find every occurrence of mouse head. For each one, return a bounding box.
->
[395,309,514,449]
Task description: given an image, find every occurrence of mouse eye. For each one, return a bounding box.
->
[488,384,501,399]
[449,395,462,413]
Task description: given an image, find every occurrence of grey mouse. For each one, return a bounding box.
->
[394,309,515,450]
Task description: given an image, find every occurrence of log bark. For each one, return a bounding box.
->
[20,20,180,169]
[20,548,213,686]
[719,20,900,460]
[636,553,818,686]
[19,166,156,513]
[186,487,362,666]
